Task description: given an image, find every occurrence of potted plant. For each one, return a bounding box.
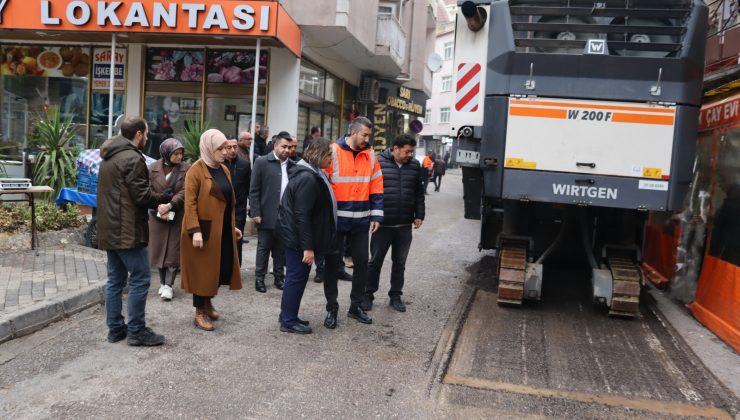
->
[182,118,210,163]
[30,108,80,201]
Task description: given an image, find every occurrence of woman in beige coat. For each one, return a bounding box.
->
[180,129,242,331]
[148,138,190,301]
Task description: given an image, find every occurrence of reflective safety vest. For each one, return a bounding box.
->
[324,137,384,232]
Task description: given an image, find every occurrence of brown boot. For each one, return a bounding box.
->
[204,298,220,321]
[194,308,214,331]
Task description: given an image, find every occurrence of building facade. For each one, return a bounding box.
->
[421,0,455,161]
[280,0,437,151]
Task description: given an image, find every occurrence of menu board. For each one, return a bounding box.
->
[92,48,126,90]
[1,45,90,78]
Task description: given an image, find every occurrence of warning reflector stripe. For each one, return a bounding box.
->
[455,63,482,112]
[510,99,676,114]
[612,113,675,126]
[509,107,567,119]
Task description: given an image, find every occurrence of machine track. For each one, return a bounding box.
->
[497,243,528,306]
[607,257,642,317]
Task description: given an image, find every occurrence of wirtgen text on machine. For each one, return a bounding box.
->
[552,184,618,200]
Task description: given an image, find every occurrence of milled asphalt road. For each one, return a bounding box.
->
[0,171,481,419]
[1,170,737,419]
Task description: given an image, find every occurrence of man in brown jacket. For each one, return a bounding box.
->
[97,116,171,346]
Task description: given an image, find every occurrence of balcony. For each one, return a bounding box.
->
[376,14,407,68]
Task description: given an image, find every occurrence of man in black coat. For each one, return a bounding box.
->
[249,132,292,292]
[224,139,251,266]
[363,134,425,313]
[253,124,270,159]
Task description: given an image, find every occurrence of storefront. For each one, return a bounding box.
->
[0,0,301,166]
[370,80,426,153]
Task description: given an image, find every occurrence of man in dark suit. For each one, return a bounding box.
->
[302,126,321,153]
[224,139,251,266]
[253,124,270,160]
[249,131,293,293]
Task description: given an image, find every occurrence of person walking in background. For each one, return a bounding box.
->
[363,134,425,313]
[432,155,446,192]
[224,138,251,266]
[421,151,434,195]
[236,130,252,162]
[289,135,299,160]
[277,138,337,334]
[322,116,383,329]
[98,116,172,346]
[249,131,293,293]
[180,129,243,331]
[253,124,270,159]
[302,126,321,153]
[148,138,190,301]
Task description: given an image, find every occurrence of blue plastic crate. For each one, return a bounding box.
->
[77,166,98,194]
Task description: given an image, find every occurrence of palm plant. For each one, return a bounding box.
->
[182,119,210,163]
[30,108,79,201]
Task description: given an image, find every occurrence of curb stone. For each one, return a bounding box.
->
[0,284,105,344]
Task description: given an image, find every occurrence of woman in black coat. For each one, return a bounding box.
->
[277,138,336,334]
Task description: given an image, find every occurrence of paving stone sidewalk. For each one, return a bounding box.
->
[0,245,108,342]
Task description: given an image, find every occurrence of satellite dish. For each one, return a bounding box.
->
[427,53,443,73]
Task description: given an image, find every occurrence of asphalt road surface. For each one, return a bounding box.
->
[0,170,737,419]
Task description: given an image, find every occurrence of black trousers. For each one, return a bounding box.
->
[236,216,246,266]
[323,229,369,311]
[366,225,413,300]
[432,174,443,191]
[279,248,311,327]
[255,228,285,282]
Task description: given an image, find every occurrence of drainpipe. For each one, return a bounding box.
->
[396,0,414,81]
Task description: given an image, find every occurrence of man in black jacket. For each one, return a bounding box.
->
[363,134,425,312]
[249,132,292,292]
[253,124,270,159]
[224,138,251,266]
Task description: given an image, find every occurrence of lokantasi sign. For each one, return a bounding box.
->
[92,48,125,90]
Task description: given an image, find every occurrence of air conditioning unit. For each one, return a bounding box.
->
[358,77,379,102]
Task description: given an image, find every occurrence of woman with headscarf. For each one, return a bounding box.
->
[180,129,243,331]
[148,138,190,301]
[277,138,337,334]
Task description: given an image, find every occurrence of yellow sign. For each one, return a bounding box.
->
[399,87,411,99]
[642,167,663,179]
[505,157,537,169]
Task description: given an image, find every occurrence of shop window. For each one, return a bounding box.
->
[143,94,201,159]
[299,61,324,99]
[708,130,740,266]
[206,50,268,85]
[443,42,454,60]
[325,74,340,104]
[1,45,89,159]
[441,76,452,92]
[89,47,126,148]
[440,107,450,123]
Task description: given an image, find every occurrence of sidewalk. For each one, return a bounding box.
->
[0,245,108,343]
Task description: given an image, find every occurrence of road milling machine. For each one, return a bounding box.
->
[450,0,707,316]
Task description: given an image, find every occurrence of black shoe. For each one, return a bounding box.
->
[107,327,127,343]
[127,327,165,346]
[274,278,285,290]
[390,298,407,312]
[324,310,338,329]
[348,306,373,324]
[280,323,312,334]
[337,271,352,281]
[255,279,266,293]
[360,296,373,311]
[314,274,323,283]
[277,316,310,326]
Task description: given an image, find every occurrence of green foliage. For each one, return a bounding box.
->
[0,202,84,233]
[182,119,210,164]
[30,108,80,201]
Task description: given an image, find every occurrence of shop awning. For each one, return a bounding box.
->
[0,0,301,57]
